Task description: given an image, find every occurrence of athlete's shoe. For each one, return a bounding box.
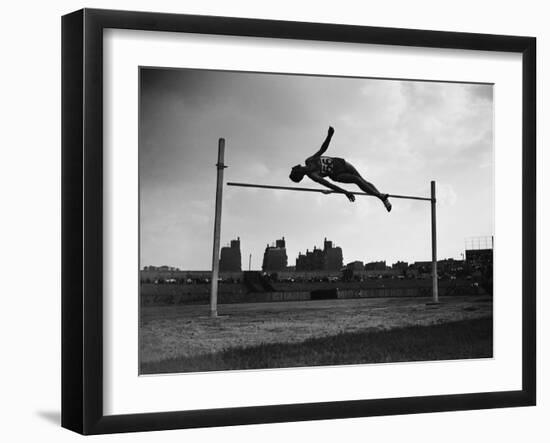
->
[383,198,392,212]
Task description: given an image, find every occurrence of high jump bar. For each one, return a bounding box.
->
[227,181,433,202]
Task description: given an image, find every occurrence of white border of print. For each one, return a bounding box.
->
[103,29,522,415]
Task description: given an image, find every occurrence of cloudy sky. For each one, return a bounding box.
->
[139,68,493,270]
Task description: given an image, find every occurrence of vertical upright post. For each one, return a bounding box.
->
[431,180,439,303]
[248,254,252,271]
[210,138,226,317]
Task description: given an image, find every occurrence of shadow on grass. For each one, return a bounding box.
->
[141,317,492,375]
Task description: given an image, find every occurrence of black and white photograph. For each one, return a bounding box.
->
[138,68,494,375]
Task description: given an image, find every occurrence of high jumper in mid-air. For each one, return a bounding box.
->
[289,126,392,212]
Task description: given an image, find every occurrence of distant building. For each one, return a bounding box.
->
[346,261,365,271]
[323,238,343,271]
[343,260,366,280]
[465,243,493,281]
[465,249,492,266]
[389,261,408,277]
[392,261,408,271]
[142,265,180,272]
[464,237,493,294]
[464,236,493,273]
[437,258,464,274]
[364,260,387,271]
[410,261,431,278]
[296,247,324,271]
[262,237,288,272]
[296,238,343,271]
[219,237,242,272]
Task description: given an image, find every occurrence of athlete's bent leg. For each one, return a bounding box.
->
[333,173,392,212]
[333,173,383,198]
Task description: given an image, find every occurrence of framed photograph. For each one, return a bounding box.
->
[62,8,536,435]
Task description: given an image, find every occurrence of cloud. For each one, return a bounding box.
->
[436,182,458,206]
[247,161,270,178]
[140,70,493,268]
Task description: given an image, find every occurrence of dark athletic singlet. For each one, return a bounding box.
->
[317,156,347,178]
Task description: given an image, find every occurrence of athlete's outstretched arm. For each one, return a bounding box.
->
[310,126,334,158]
[307,172,355,202]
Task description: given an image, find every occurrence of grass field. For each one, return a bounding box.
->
[140,295,492,374]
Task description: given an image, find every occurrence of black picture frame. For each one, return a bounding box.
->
[61,8,536,435]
